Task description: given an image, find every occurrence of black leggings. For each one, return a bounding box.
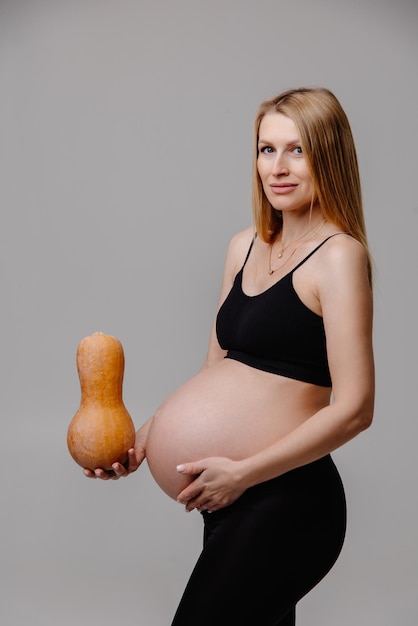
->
[171,455,346,625]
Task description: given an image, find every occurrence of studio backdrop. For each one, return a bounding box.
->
[1,1,417,624]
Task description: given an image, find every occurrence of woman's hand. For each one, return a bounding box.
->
[83,446,143,480]
[83,423,148,480]
[176,457,247,513]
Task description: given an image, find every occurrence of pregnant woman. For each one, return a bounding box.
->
[85,87,375,625]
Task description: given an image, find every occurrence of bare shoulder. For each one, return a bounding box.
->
[317,233,371,300]
[324,232,366,255]
[227,226,255,252]
[319,233,368,273]
[225,226,255,268]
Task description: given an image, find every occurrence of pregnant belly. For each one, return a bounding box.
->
[145,359,326,500]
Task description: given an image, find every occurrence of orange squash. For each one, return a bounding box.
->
[67,332,136,470]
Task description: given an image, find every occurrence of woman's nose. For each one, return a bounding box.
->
[271,154,289,176]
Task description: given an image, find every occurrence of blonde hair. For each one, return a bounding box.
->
[252,87,372,285]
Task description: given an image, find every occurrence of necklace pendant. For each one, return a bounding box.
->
[268,269,274,275]
[277,252,283,258]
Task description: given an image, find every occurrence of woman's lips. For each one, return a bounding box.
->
[269,183,297,194]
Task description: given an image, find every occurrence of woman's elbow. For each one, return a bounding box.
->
[335,393,374,437]
[358,408,374,432]
[352,398,374,434]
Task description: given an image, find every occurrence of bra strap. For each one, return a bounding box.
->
[290,232,349,273]
[241,233,257,270]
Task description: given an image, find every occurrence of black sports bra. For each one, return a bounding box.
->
[216,234,345,387]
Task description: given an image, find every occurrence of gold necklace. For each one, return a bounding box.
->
[276,220,324,258]
[268,219,326,275]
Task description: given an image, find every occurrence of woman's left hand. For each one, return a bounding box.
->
[176,457,246,513]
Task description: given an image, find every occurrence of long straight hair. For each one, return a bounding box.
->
[252,87,372,285]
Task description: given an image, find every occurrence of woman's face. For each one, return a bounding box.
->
[257,112,315,215]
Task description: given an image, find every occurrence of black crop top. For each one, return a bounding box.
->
[216,235,341,387]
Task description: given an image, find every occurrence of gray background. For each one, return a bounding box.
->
[1,0,417,624]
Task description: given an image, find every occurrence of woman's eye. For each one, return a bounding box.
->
[260,146,274,154]
[292,146,303,155]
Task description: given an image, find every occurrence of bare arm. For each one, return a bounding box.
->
[239,236,374,485]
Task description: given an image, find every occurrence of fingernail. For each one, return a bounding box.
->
[176,464,185,472]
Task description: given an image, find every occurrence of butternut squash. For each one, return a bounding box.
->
[67,332,136,470]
